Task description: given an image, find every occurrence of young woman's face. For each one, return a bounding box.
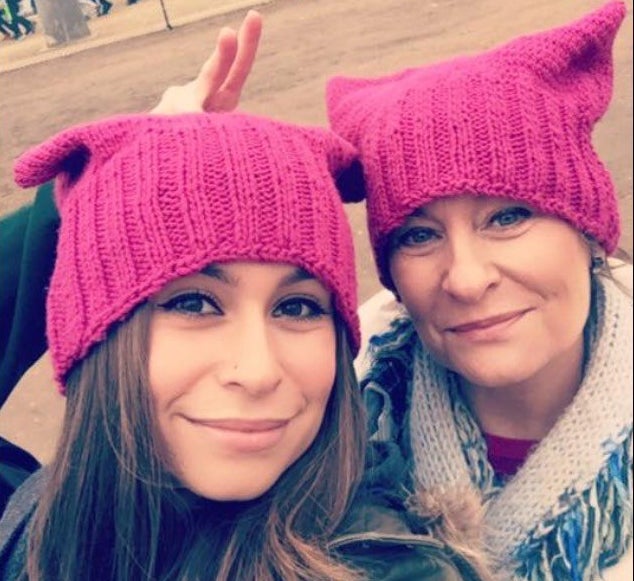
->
[148,261,336,501]
[389,196,592,389]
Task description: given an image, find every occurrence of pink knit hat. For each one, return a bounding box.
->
[327,1,626,289]
[14,113,361,388]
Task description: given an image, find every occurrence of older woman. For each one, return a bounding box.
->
[328,2,632,579]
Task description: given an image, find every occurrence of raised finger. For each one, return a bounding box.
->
[221,10,263,96]
[197,27,239,106]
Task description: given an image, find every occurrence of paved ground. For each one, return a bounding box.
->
[0,0,272,73]
[0,0,632,463]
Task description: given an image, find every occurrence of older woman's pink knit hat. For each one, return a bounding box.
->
[14,113,361,387]
[327,1,626,289]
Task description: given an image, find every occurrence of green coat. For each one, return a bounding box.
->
[0,183,58,513]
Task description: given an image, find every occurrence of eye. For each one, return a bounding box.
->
[489,206,533,229]
[392,226,440,250]
[273,297,329,320]
[157,292,221,317]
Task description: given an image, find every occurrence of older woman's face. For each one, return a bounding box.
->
[389,195,592,389]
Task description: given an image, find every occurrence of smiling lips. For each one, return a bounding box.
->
[446,309,531,338]
[192,419,289,431]
[187,418,290,453]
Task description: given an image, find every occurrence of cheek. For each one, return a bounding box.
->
[539,261,591,344]
[520,229,591,327]
[521,219,591,293]
[281,328,337,405]
[147,322,216,408]
[390,254,436,323]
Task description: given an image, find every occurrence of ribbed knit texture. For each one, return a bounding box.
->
[14,113,361,388]
[361,277,633,579]
[327,1,626,289]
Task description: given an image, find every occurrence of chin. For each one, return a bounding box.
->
[449,358,534,390]
[186,478,277,502]
[463,373,525,390]
[461,370,528,389]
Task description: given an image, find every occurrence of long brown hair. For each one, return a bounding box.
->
[26,304,366,580]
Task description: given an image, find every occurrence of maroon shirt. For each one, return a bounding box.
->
[483,432,539,478]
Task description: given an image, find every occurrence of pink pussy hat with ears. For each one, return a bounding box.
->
[327,1,626,290]
[14,113,362,390]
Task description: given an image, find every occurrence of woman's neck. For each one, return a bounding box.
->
[461,335,585,441]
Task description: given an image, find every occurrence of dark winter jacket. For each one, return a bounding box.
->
[0,464,482,580]
[0,184,59,515]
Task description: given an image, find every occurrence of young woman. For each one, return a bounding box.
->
[0,111,361,581]
[0,111,483,580]
[327,2,632,579]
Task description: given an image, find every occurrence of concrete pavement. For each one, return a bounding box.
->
[0,0,270,73]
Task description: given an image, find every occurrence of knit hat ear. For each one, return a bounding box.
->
[322,130,366,203]
[299,124,366,202]
[326,69,409,150]
[501,0,626,124]
[14,116,142,208]
[300,125,357,177]
[326,76,366,108]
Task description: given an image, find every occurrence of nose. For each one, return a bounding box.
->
[440,237,500,303]
[216,318,282,397]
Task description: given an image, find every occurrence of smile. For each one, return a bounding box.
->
[186,418,290,453]
[446,309,532,340]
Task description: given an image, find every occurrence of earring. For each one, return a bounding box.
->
[591,255,605,274]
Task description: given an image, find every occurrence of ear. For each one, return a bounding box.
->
[585,234,608,271]
[326,76,372,113]
[14,115,147,209]
[298,126,366,202]
[326,68,416,113]
[326,68,419,148]
[14,128,91,189]
[501,1,626,124]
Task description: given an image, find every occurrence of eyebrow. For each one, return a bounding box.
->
[200,264,236,285]
[410,207,428,218]
[279,268,316,287]
[199,265,316,287]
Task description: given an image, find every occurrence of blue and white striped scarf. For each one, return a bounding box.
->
[361,277,632,580]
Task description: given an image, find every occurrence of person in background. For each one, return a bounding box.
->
[327,1,632,579]
[3,0,34,39]
[0,6,17,39]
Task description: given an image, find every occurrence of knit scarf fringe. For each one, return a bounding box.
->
[361,277,632,580]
